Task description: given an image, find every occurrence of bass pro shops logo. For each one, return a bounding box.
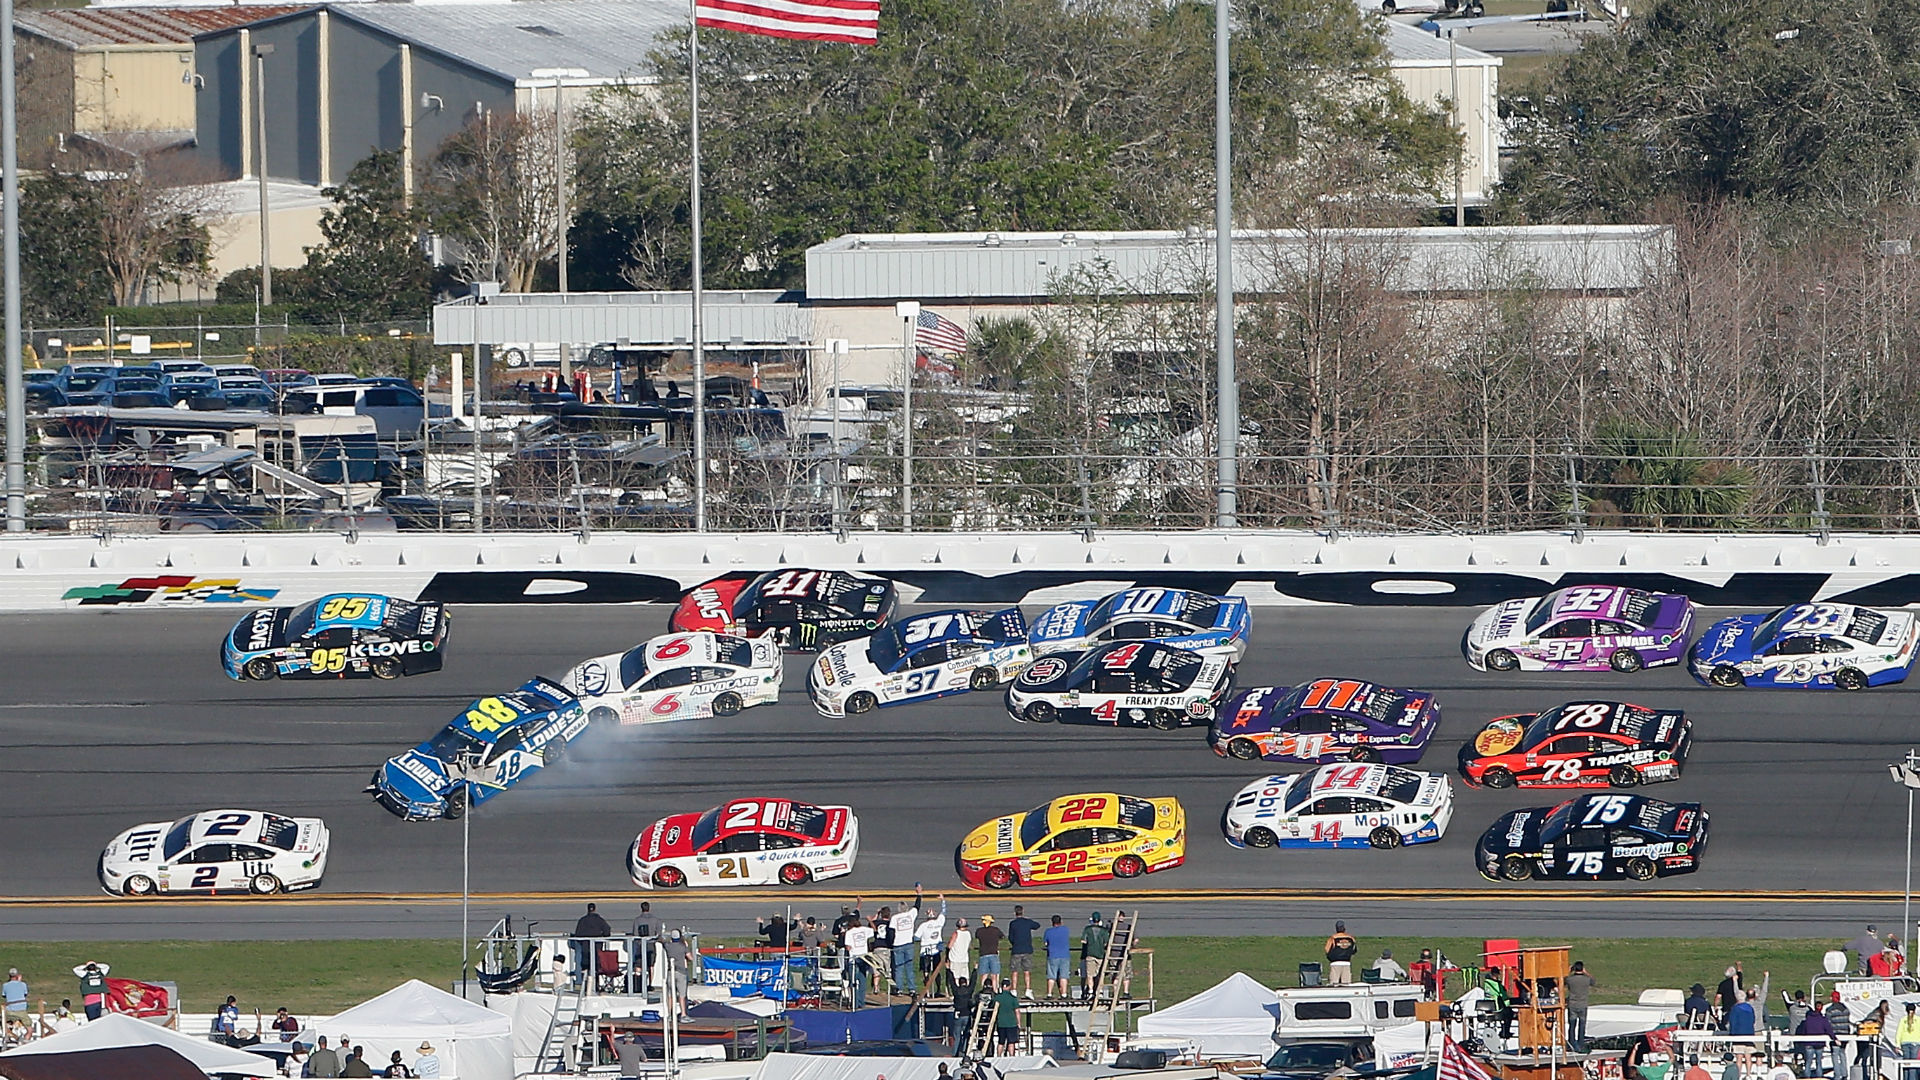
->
[65,576,281,606]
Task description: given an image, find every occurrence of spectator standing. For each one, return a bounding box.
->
[632,902,656,939]
[1325,923,1358,985]
[758,914,790,948]
[384,1049,414,1077]
[888,888,927,993]
[801,917,829,951]
[975,915,1004,985]
[1374,950,1407,982]
[843,918,875,1007]
[414,1042,442,1079]
[953,977,976,1048]
[1728,989,1757,1070]
[1874,940,1908,978]
[832,903,860,940]
[1898,1003,1920,1059]
[992,980,1021,1053]
[1798,1003,1836,1076]
[665,931,692,1018]
[1861,1001,1891,1080]
[273,1007,299,1042]
[1846,926,1882,973]
[1825,992,1854,1080]
[947,919,973,993]
[285,1043,308,1078]
[1684,984,1712,1025]
[1564,962,1595,1050]
[1079,914,1111,999]
[1716,965,1744,1019]
[1008,907,1041,999]
[342,1046,375,1078]
[76,964,105,1022]
[1043,916,1072,999]
[573,903,612,986]
[917,895,949,986]
[2,971,25,1016]
[1681,1057,1711,1080]
[309,1036,342,1078]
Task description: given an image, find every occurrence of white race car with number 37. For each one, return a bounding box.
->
[561,632,782,725]
[809,607,1033,716]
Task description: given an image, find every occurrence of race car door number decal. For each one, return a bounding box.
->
[1565,851,1605,874]
[760,570,821,599]
[1043,850,1090,875]
[1540,758,1585,782]
[714,857,748,879]
[1112,590,1166,616]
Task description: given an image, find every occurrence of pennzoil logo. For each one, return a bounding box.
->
[66,576,280,606]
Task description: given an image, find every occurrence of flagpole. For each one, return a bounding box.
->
[688,2,708,533]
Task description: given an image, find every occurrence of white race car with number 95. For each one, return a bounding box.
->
[561,632,782,725]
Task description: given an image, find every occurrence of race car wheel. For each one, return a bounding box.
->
[779,863,813,886]
[1227,738,1262,761]
[1151,709,1181,730]
[1369,827,1402,850]
[544,737,569,770]
[1485,649,1520,672]
[1625,857,1658,881]
[1112,855,1147,878]
[1500,855,1533,881]
[712,692,744,717]
[244,657,276,681]
[249,873,283,895]
[371,657,403,680]
[1349,747,1381,764]
[1837,667,1868,691]
[1609,764,1641,787]
[653,865,687,888]
[1244,827,1278,848]
[1023,702,1057,723]
[1709,665,1743,688]
[984,864,1018,889]
[589,706,618,725]
[846,692,878,715]
[444,788,467,821]
[1483,767,1517,789]
[1608,648,1644,674]
[970,667,999,691]
[123,875,156,897]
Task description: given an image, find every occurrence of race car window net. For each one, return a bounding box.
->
[261,815,300,851]
[1849,609,1892,644]
[1119,797,1156,828]
[162,817,197,860]
[788,803,830,838]
[427,726,487,761]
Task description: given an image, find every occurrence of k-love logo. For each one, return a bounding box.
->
[64,576,281,606]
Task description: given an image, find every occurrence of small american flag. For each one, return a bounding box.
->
[696,0,880,44]
[915,309,969,355]
[1439,1037,1498,1080]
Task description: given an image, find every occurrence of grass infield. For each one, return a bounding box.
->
[0,936,1835,1018]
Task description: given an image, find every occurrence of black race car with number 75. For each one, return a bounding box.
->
[1457,701,1691,789]
[1476,792,1708,882]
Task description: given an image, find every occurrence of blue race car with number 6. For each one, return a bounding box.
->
[1689,603,1919,690]
[222,593,447,681]
[367,677,587,820]
[1027,588,1250,662]
[808,608,1033,716]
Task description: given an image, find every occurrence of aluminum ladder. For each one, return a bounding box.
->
[1087,911,1138,1035]
[960,993,1001,1062]
[536,978,584,1073]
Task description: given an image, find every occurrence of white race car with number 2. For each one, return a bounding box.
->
[561,632,782,725]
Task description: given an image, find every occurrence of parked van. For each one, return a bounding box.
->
[282,381,428,439]
[1270,983,1423,1043]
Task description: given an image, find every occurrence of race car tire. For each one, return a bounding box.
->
[984,864,1018,889]
[970,667,999,691]
[1112,855,1147,878]
[1500,855,1533,881]
[544,737,570,770]
[244,657,276,681]
[846,692,878,715]
[589,706,618,725]
[1483,767,1517,789]
[1349,747,1381,764]
[1609,764,1641,787]
[779,863,813,886]
[712,692,744,717]
[371,657,403,680]
[1609,648,1644,673]
[1151,709,1181,730]
[1709,665,1743,688]
[123,875,156,897]
[1837,667,1868,691]
[653,865,687,888]
[444,788,467,821]
[1024,701,1058,723]
[1625,857,1658,881]
[1244,827,1278,848]
[1369,827,1402,850]
[1485,649,1520,672]
[249,873,283,895]
[1227,738,1262,761]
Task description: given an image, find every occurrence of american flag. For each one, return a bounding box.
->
[696,0,880,44]
[915,309,969,355]
[1439,1037,1498,1080]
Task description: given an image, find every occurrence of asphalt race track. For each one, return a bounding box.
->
[1,604,1912,941]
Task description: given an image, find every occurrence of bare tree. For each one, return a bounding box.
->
[78,144,224,307]
[424,110,562,292]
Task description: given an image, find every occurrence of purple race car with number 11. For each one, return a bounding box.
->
[1464,585,1695,674]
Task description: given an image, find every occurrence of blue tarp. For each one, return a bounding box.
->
[785,1006,909,1044]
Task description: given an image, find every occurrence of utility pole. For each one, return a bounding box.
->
[254,43,276,306]
[1213,0,1238,527]
[2,0,23,532]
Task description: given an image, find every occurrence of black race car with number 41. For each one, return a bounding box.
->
[669,568,898,652]
[1475,792,1708,882]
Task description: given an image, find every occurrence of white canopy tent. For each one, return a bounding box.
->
[1137,973,1281,1059]
[0,1012,277,1077]
[296,980,511,1080]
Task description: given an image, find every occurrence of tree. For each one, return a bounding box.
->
[424,112,562,292]
[19,173,113,323]
[16,152,214,321]
[297,149,435,322]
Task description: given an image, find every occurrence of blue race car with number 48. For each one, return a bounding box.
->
[367,677,587,820]
[223,593,447,681]
[808,608,1033,716]
[1027,588,1250,662]
[1689,603,1919,690]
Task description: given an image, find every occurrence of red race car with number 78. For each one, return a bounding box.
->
[1457,700,1691,789]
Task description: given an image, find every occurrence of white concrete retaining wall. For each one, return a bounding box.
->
[7,530,1920,613]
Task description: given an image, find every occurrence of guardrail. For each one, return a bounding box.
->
[8,529,1920,613]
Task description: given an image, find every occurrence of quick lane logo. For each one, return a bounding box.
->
[66,576,281,606]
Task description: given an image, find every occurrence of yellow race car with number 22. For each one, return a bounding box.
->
[956,792,1186,889]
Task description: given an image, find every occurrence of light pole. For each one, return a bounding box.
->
[895,301,918,531]
[459,751,479,996]
[1889,750,1920,944]
[1212,0,1237,528]
[253,43,275,306]
[3,0,25,532]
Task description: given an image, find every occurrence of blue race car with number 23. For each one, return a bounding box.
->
[1689,603,1919,690]
[367,677,587,821]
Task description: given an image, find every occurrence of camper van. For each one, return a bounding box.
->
[1270,983,1424,1044]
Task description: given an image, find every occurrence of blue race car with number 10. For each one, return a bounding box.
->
[1027,588,1250,662]
[1689,603,1919,690]
[367,677,587,820]
[808,608,1033,716]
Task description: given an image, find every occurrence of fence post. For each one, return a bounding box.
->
[1565,442,1585,543]
[1807,439,1830,545]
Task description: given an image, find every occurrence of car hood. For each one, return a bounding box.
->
[1028,600,1096,646]
[102,821,172,865]
[1692,614,1768,666]
[634,812,705,862]
[562,651,627,698]
[816,639,884,686]
[378,750,455,805]
[229,607,291,654]
[960,814,1025,859]
[1478,807,1544,856]
[671,578,751,633]
[1216,685,1285,735]
[1469,598,1535,647]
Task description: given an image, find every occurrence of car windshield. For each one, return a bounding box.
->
[260,814,300,850]
[1268,1045,1351,1069]
[1537,800,1577,843]
[1285,782,1316,813]
[692,807,723,851]
[788,802,830,838]
[1522,705,1574,746]
[425,725,487,763]
[867,625,907,672]
[1523,597,1558,636]
[286,601,320,634]
[1754,607,1793,644]
[161,816,197,860]
[1019,806,1052,849]
[618,646,653,687]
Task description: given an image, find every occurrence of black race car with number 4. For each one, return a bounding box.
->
[1475,792,1708,882]
[222,593,447,681]
[1457,701,1691,789]
[1004,642,1233,728]
[669,569,898,651]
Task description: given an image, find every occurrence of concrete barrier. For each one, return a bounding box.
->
[8,530,1920,613]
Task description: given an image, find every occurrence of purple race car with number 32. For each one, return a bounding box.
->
[1464,585,1695,674]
